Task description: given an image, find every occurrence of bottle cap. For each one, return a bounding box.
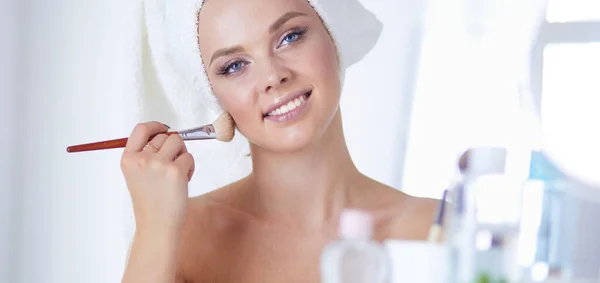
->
[465,147,507,177]
[339,208,373,240]
[529,150,564,181]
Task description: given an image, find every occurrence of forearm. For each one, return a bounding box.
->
[122,229,182,283]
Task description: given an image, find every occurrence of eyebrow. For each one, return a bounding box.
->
[209,46,245,67]
[269,11,307,34]
[208,11,308,67]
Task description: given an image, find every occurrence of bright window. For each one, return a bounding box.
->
[546,0,600,22]
[402,1,600,197]
[540,43,600,184]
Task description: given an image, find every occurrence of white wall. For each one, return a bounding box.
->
[0,0,19,281]
[9,0,420,282]
[13,0,129,282]
[342,0,425,190]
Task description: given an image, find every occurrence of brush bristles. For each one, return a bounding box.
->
[213,113,235,142]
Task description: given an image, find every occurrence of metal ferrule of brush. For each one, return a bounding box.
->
[178,125,217,140]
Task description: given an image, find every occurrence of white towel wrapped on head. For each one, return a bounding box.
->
[143,0,383,125]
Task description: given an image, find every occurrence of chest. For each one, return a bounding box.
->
[183,232,332,283]
[178,204,402,283]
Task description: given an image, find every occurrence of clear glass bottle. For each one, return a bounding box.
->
[320,209,390,283]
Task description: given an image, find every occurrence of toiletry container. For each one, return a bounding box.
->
[320,209,390,283]
[449,147,526,283]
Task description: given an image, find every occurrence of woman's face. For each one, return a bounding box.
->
[198,0,341,153]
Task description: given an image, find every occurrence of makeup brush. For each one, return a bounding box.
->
[427,189,448,243]
[66,113,235,153]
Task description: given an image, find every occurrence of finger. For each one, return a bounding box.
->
[172,143,189,160]
[174,152,195,181]
[157,134,187,161]
[124,122,170,153]
[142,134,169,154]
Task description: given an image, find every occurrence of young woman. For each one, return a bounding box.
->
[121,0,437,282]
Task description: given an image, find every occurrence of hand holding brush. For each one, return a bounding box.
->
[66,113,235,153]
[96,113,234,282]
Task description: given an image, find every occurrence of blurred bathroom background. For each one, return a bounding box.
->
[1,0,599,282]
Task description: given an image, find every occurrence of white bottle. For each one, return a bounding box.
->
[320,209,390,283]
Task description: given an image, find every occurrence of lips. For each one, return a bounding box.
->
[263,89,313,117]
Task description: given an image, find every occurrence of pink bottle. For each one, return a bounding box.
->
[320,209,390,283]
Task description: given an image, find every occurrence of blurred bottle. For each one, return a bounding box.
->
[517,151,600,283]
[320,209,390,283]
[446,147,526,283]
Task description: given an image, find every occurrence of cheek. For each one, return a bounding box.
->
[297,35,340,90]
[217,91,249,116]
[316,44,339,76]
[213,83,257,126]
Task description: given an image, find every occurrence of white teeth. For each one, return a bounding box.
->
[287,101,296,111]
[267,92,309,116]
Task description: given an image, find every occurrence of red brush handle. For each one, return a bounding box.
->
[66,132,179,153]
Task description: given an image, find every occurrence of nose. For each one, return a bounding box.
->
[257,57,292,94]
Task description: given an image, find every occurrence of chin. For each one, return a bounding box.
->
[243,115,329,154]
[266,128,319,153]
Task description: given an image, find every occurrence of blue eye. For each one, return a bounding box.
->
[229,61,243,72]
[279,27,308,47]
[218,60,246,75]
[283,33,300,44]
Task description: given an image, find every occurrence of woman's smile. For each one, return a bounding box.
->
[264,89,313,123]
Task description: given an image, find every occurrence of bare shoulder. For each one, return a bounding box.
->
[387,193,438,240]
[180,177,252,244]
[358,178,438,241]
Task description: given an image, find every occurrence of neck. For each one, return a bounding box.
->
[247,110,361,228]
